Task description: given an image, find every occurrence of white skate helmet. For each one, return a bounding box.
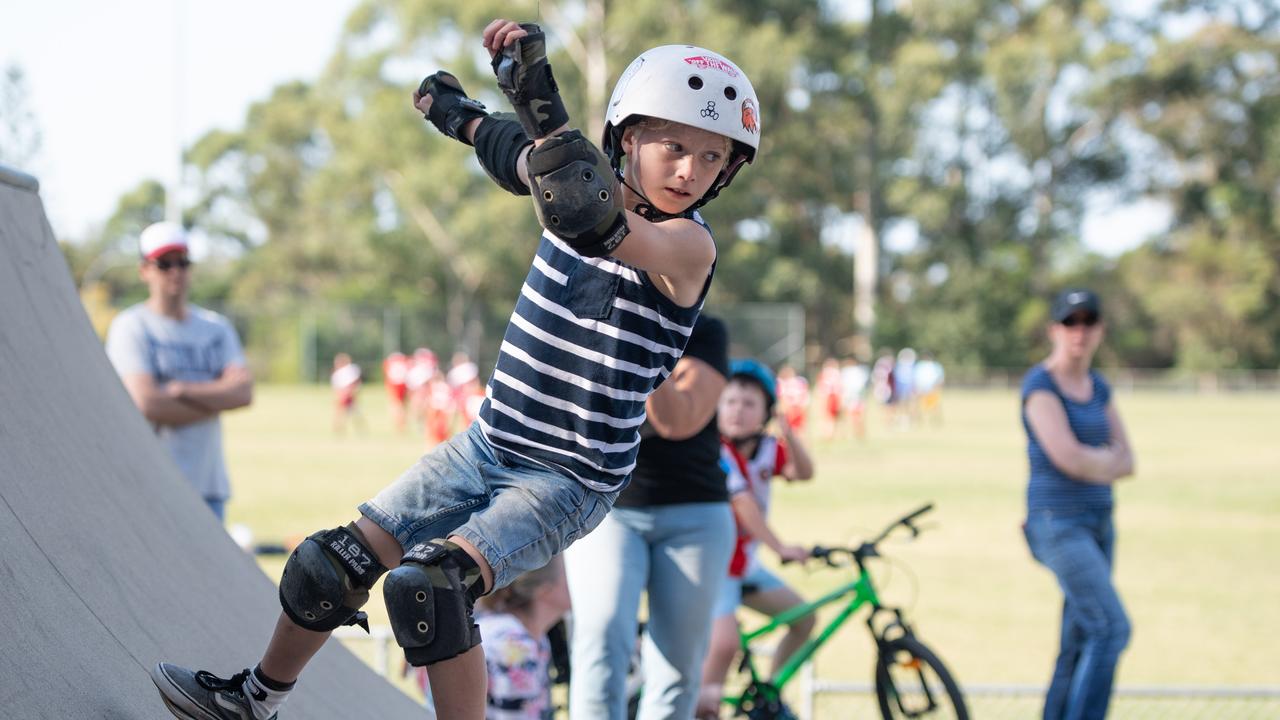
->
[602,45,761,214]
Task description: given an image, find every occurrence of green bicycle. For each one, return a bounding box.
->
[722,504,969,720]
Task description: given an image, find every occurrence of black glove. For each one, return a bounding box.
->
[417,71,490,146]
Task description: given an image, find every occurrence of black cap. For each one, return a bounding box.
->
[1051,288,1101,323]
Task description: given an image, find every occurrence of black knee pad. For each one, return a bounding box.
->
[279,524,387,632]
[384,539,484,666]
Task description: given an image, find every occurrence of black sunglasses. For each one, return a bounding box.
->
[152,257,193,271]
[1061,312,1100,327]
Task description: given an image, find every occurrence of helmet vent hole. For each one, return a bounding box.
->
[550,215,561,225]
[724,86,738,101]
[688,75,704,90]
[599,190,610,201]
[543,190,554,201]
[582,170,594,182]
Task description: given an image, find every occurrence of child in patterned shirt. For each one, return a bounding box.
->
[477,556,571,719]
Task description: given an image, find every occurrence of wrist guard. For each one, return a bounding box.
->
[491,23,570,139]
[418,71,489,146]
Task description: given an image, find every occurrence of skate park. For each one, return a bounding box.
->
[3,2,1279,717]
[0,165,423,718]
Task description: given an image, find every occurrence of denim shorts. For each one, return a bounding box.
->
[713,558,787,618]
[359,422,617,590]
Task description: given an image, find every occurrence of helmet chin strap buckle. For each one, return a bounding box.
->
[619,163,683,223]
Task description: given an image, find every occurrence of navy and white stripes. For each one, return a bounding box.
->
[480,227,711,492]
[1021,364,1114,512]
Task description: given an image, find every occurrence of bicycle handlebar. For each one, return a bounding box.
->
[809,503,935,566]
[871,502,934,544]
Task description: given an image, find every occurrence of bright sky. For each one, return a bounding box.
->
[4,0,1168,255]
[3,0,359,241]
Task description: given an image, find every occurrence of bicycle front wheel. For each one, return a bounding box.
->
[874,635,969,720]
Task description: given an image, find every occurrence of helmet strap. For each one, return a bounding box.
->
[618,150,682,223]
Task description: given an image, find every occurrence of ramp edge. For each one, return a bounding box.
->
[0,164,39,192]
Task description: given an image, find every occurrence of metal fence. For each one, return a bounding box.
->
[335,629,1280,719]
[942,366,1280,393]
[802,678,1280,719]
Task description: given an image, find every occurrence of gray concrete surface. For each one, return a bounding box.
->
[0,165,425,718]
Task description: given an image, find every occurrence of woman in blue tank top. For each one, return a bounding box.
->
[1020,288,1136,720]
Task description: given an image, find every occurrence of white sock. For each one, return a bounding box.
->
[244,666,294,719]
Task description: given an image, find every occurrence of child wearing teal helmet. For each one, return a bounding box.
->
[697,359,816,718]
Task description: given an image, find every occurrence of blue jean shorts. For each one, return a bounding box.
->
[713,558,787,618]
[359,422,617,590]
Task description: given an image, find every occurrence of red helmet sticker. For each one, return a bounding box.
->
[683,56,739,77]
[741,98,759,134]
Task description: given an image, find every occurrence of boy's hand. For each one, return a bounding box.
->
[414,71,488,146]
[481,18,530,58]
[777,545,810,564]
[482,18,568,139]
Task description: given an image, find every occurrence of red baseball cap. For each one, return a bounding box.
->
[139,222,190,260]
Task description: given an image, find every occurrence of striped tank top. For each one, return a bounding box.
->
[1021,364,1114,512]
[479,225,713,493]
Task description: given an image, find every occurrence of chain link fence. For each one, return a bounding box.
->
[803,679,1280,719]
[204,300,1280,392]
[942,366,1280,393]
[335,629,1280,719]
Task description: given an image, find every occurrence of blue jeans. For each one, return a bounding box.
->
[564,502,735,720]
[360,422,615,590]
[1024,508,1131,720]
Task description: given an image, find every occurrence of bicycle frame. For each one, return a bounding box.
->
[730,562,882,698]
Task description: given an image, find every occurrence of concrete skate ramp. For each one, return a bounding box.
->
[0,166,424,718]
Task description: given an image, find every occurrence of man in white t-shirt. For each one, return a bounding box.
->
[105,222,253,520]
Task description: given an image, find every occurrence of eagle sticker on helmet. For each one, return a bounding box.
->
[741,98,759,134]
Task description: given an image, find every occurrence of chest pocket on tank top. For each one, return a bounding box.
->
[564,262,621,320]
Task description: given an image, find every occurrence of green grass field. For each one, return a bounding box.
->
[221,386,1280,714]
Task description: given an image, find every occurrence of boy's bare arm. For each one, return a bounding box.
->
[610,217,717,307]
[777,420,815,481]
[730,493,809,563]
[414,19,713,304]
[480,18,715,301]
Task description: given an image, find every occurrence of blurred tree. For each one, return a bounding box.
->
[68,180,168,297]
[65,178,243,339]
[0,64,42,170]
[872,0,1132,367]
[1105,1,1280,369]
[181,0,818,367]
[89,0,1280,377]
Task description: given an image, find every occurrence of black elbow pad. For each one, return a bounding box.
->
[526,130,629,257]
